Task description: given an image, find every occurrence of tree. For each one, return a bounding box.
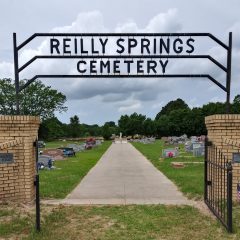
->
[102,123,112,140]
[155,115,171,137]
[39,117,64,140]
[0,78,67,119]
[155,109,189,137]
[231,95,240,113]
[143,118,156,136]
[104,121,116,127]
[155,98,189,120]
[118,113,146,136]
[69,115,81,137]
[201,102,226,116]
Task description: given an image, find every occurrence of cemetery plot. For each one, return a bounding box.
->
[39,140,111,199]
[38,138,104,170]
[42,149,64,160]
[162,134,205,157]
[129,137,156,144]
[131,139,204,199]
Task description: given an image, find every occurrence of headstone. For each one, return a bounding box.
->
[193,146,205,156]
[67,144,84,152]
[38,155,54,169]
[162,148,179,158]
[192,142,203,149]
[185,141,192,152]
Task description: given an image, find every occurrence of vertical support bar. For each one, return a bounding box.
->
[227,162,233,233]
[35,139,40,231]
[204,137,208,201]
[13,33,20,114]
[226,32,232,113]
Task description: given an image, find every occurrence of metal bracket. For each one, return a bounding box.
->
[207,180,212,186]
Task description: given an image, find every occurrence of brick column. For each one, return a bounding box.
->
[0,116,40,203]
[205,114,240,200]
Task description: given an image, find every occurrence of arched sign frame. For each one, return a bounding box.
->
[13,32,232,113]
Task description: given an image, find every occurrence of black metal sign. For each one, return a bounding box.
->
[0,153,14,164]
[13,32,232,113]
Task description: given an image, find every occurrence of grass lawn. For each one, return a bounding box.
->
[1,204,240,240]
[132,140,204,200]
[41,140,84,149]
[40,141,112,199]
[2,139,240,239]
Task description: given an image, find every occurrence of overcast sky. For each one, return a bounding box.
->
[1,0,240,125]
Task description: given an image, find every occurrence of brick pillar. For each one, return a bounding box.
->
[0,116,40,203]
[205,114,240,200]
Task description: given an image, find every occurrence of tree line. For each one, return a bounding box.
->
[1,78,240,140]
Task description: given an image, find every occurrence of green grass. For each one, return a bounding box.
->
[40,141,111,199]
[1,204,238,240]
[41,140,83,149]
[2,139,240,238]
[0,206,32,238]
[132,140,204,199]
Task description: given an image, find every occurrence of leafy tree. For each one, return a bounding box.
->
[104,121,116,127]
[102,123,112,140]
[191,108,206,135]
[143,118,156,136]
[39,117,64,140]
[155,98,189,120]
[155,115,171,137]
[118,113,146,136]
[0,78,67,119]
[0,78,16,114]
[69,115,81,137]
[231,95,240,113]
[201,102,226,116]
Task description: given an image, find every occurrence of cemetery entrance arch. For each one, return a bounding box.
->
[14,32,232,113]
[12,32,232,231]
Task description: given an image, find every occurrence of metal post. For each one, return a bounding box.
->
[13,33,20,115]
[34,139,40,231]
[35,174,40,231]
[227,162,233,233]
[226,32,232,113]
[204,137,208,201]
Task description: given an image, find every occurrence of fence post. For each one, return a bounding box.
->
[204,137,208,201]
[227,162,233,233]
[34,139,40,231]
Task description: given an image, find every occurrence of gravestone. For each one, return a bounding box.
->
[193,146,205,157]
[162,148,179,158]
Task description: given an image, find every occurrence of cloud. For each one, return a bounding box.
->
[52,11,108,33]
[0,9,183,109]
[0,61,13,78]
[1,8,239,122]
[115,8,181,33]
[145,9,181,33]
[118,100,142,113]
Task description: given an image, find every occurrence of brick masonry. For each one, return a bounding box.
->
[0,115,40,203]
[205,114,240,200]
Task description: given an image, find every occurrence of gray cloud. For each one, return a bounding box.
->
[1,1,240,124]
